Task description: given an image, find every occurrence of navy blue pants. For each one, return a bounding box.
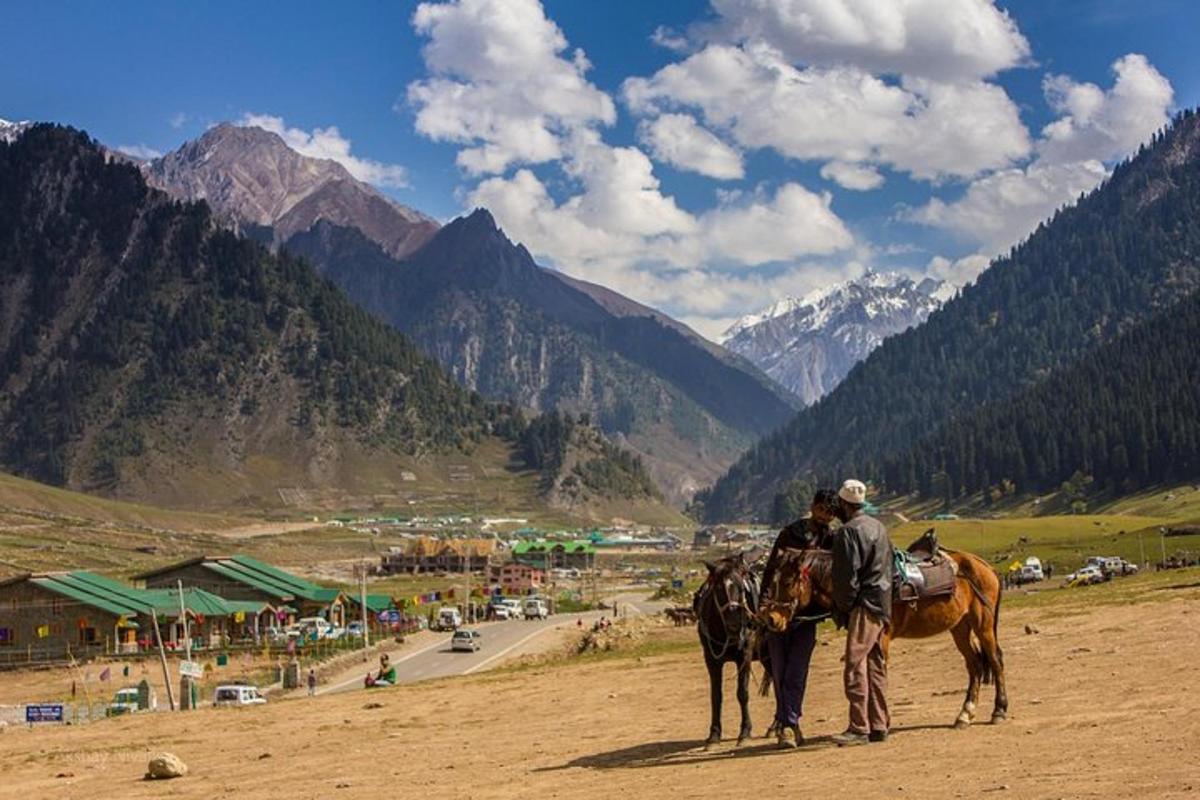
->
[768,621,818,727]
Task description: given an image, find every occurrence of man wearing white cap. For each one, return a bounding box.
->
[830,478,894,746]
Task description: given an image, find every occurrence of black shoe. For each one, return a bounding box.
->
[868,730,888,743]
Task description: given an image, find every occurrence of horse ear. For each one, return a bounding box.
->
[704,561,717,574]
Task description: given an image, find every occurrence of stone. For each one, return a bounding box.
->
[145,752,188,780]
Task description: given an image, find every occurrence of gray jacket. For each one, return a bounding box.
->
[832,512,894,623]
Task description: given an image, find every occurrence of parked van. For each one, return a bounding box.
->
[1022,557,1044,581]
[437,607,463,631]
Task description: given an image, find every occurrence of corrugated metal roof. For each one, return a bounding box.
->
[31,576,142,617]
[202,561,296,601]
[229,555,330,602]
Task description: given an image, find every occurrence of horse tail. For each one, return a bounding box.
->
[991,578,1004,670]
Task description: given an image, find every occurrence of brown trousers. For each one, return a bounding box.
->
[843,606,889,734]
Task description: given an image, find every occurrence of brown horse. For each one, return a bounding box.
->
[758,547,1007,728]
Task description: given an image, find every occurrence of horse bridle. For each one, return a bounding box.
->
[698,565,756,661]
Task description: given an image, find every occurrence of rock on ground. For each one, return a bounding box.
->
[145,752,188,780]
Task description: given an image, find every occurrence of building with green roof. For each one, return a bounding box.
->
[133,555,349,626]
[0,571,276,661]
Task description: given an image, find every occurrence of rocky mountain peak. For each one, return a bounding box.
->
[723,271,951,405]
[145,123,438,259]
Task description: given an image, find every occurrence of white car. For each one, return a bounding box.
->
[212,685,267,707]
[490,604,512,620]
[451,629,482,652]
[1064,565,1104,585]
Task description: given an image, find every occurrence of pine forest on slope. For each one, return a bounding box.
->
[0,125,667,520]
[700,109,1200,522]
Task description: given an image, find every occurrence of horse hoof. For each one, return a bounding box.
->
[704,736,720,749]
[735,736,747,747]
[953,718,971,730]
[991,713,1007,724]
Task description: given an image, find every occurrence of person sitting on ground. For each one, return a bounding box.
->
[830,479,894,747]
[762,488,839,749]
[367,653,397,687]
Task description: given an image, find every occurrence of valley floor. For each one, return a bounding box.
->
[1,570,1197,799]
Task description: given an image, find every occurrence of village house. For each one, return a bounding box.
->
[379,537,496,574]
[488,562,545,593]
[511,540,596,571]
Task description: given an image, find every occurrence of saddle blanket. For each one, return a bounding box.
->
[895,557,957,602]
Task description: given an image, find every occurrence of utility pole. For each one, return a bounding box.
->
[1160,527,1168,567]
[177,580,191,663]
[359,559,370,650]
[1138,532,1146,569]
[150,611,176,711]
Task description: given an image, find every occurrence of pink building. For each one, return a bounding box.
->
[488,562,545,593]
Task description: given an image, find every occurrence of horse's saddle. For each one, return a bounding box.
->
[894,529,957,602]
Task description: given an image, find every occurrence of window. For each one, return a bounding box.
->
[51,597,63,615]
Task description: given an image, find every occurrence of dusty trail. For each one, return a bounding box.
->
[1,587,1197,800]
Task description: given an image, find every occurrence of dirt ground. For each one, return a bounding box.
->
[1,583,1197,799]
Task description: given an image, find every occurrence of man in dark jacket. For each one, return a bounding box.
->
[830,479,894,746]
[762,489,838,749]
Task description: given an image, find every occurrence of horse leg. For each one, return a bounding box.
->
[735,661,753,745]
[949,622,981,729]
[976,607,1008,723]
[705,658,723,746]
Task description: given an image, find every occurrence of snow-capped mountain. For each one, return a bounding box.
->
[0,118,32,143]
[722,271,955,406]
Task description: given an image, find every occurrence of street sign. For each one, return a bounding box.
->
[179,660,203,679]
[25,704,64,723]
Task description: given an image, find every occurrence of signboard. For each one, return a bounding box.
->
[377,610,399,624]
[179,660,203,679]
[25,704,64,723]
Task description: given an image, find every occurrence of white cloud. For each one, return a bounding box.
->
[470,164,852,275]
[623,43,1030,182]
[706,0,1030,80]
[820,160,883,190]
[651,25,691,53]
[905,53,1174,254]
[905,160,1108,253]
[168,112,188,130]
[115,143,163,160]
[1039,53,1173,165]
[238,113,409,188]
[405,0,614,175]
[637,113,744,180]
[925,253,991,285]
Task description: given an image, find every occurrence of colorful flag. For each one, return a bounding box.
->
[233,611,245,623]
[36,624,50,638]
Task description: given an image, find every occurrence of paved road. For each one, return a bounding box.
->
[319,594,662,695]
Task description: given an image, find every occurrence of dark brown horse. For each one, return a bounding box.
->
[694,553,760,746]
[759,547,1007,728]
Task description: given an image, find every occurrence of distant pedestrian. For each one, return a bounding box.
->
[307,668,317,697]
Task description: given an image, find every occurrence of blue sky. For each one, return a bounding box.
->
[3,1,1197,338]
